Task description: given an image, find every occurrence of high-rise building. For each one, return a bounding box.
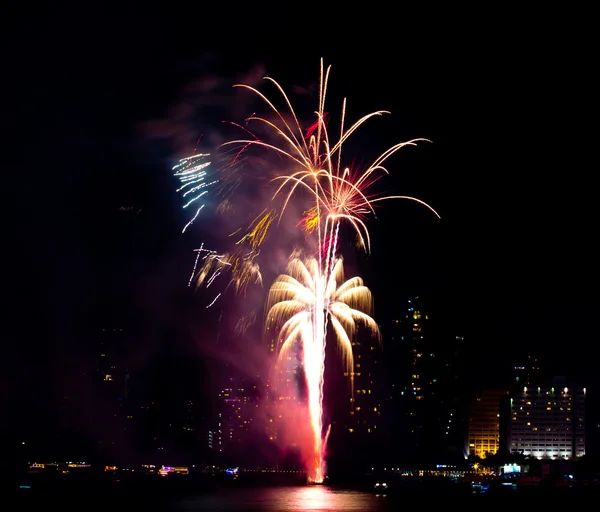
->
[384,297,466,465]
[215,370,258,456]
[440,335,468,462]
[96,327,129,401]
[386,297,438,463]
[325,317,384,471]
[91,327,134,459]
[508,378,586,459]
[467,390,508,458]
[346,328,382,437]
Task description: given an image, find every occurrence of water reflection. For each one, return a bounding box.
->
[175,486,389,512]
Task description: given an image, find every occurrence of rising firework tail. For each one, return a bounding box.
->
[265,255,379,482]
[266,255,379,396]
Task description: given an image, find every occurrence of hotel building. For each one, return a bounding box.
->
[508,381,586,459]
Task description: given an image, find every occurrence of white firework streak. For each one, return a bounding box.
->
[189,244,231,307]
[173,153,218,233]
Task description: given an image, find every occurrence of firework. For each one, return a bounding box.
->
[194,247,262,295]
[173,153,218,233]
[192,210,273,296]
[236,208,278,251]
[223,59,440,253]
[235,310,257,336]
[266,255,379,482]
[221,59,439,483]
[178,59,438,483]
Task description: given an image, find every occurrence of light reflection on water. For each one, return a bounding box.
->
[174,486,390,512]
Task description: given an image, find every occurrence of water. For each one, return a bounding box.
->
[173,486,390,512]
[18,482,596,511]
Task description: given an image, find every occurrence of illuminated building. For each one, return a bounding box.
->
[216,370,257,455]
[390,298,435,457]
[385,297,466,464]
[346,328,381,437]
[467,390,508,458]
[508,378,586,459]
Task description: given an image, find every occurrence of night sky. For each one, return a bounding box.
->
[4,5,598,428]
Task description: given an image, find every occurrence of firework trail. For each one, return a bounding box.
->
[192,208,277,296]
[235,310,257,336]
[175,59,438,481]
[266,255,379,482]
[187,243,231,306]
[188,244,205,287]
[173,149,263,307]
[173,153,217,233]
[221,59,440,483]
[223,59,440,253]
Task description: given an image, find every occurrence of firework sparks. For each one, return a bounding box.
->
[188,244,230,306]
[235,310,257,336]
[188,209,274,298]
[173,153,218,233]
[266,255,379,483]
[223,59,440,253]
[218,60,441,484]
[220,60,440,483]
[188,243,206,287]
[227,250,263,295]
[206,293,221,308]
[177,59,439,484]
[195,248,231,288]
[194,247,263,297]
[236,208,278,251]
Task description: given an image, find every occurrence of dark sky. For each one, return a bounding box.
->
[4,4,598,422]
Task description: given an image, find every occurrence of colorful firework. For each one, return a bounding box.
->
[173,153,217,233]
[235,208,279,251]
[191,209,274,297]
[176,60,438,483]
[266,255,379,482]
[188,244,230,306]
[193,246,262,295]
[223,59,440,254]
[221,59,439,483]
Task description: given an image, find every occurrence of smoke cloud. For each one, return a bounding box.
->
[136,57,329,472]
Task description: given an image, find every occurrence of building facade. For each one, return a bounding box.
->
[467,390,508,458]
[346,328,382,437]
[384,296,467,464]
[216,374,257,455]
[508,380,586,459]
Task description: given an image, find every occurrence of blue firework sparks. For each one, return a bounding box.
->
[172,153,217,233]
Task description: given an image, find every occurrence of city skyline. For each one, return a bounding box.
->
[8,294,597,469]
[4,4,598,476]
